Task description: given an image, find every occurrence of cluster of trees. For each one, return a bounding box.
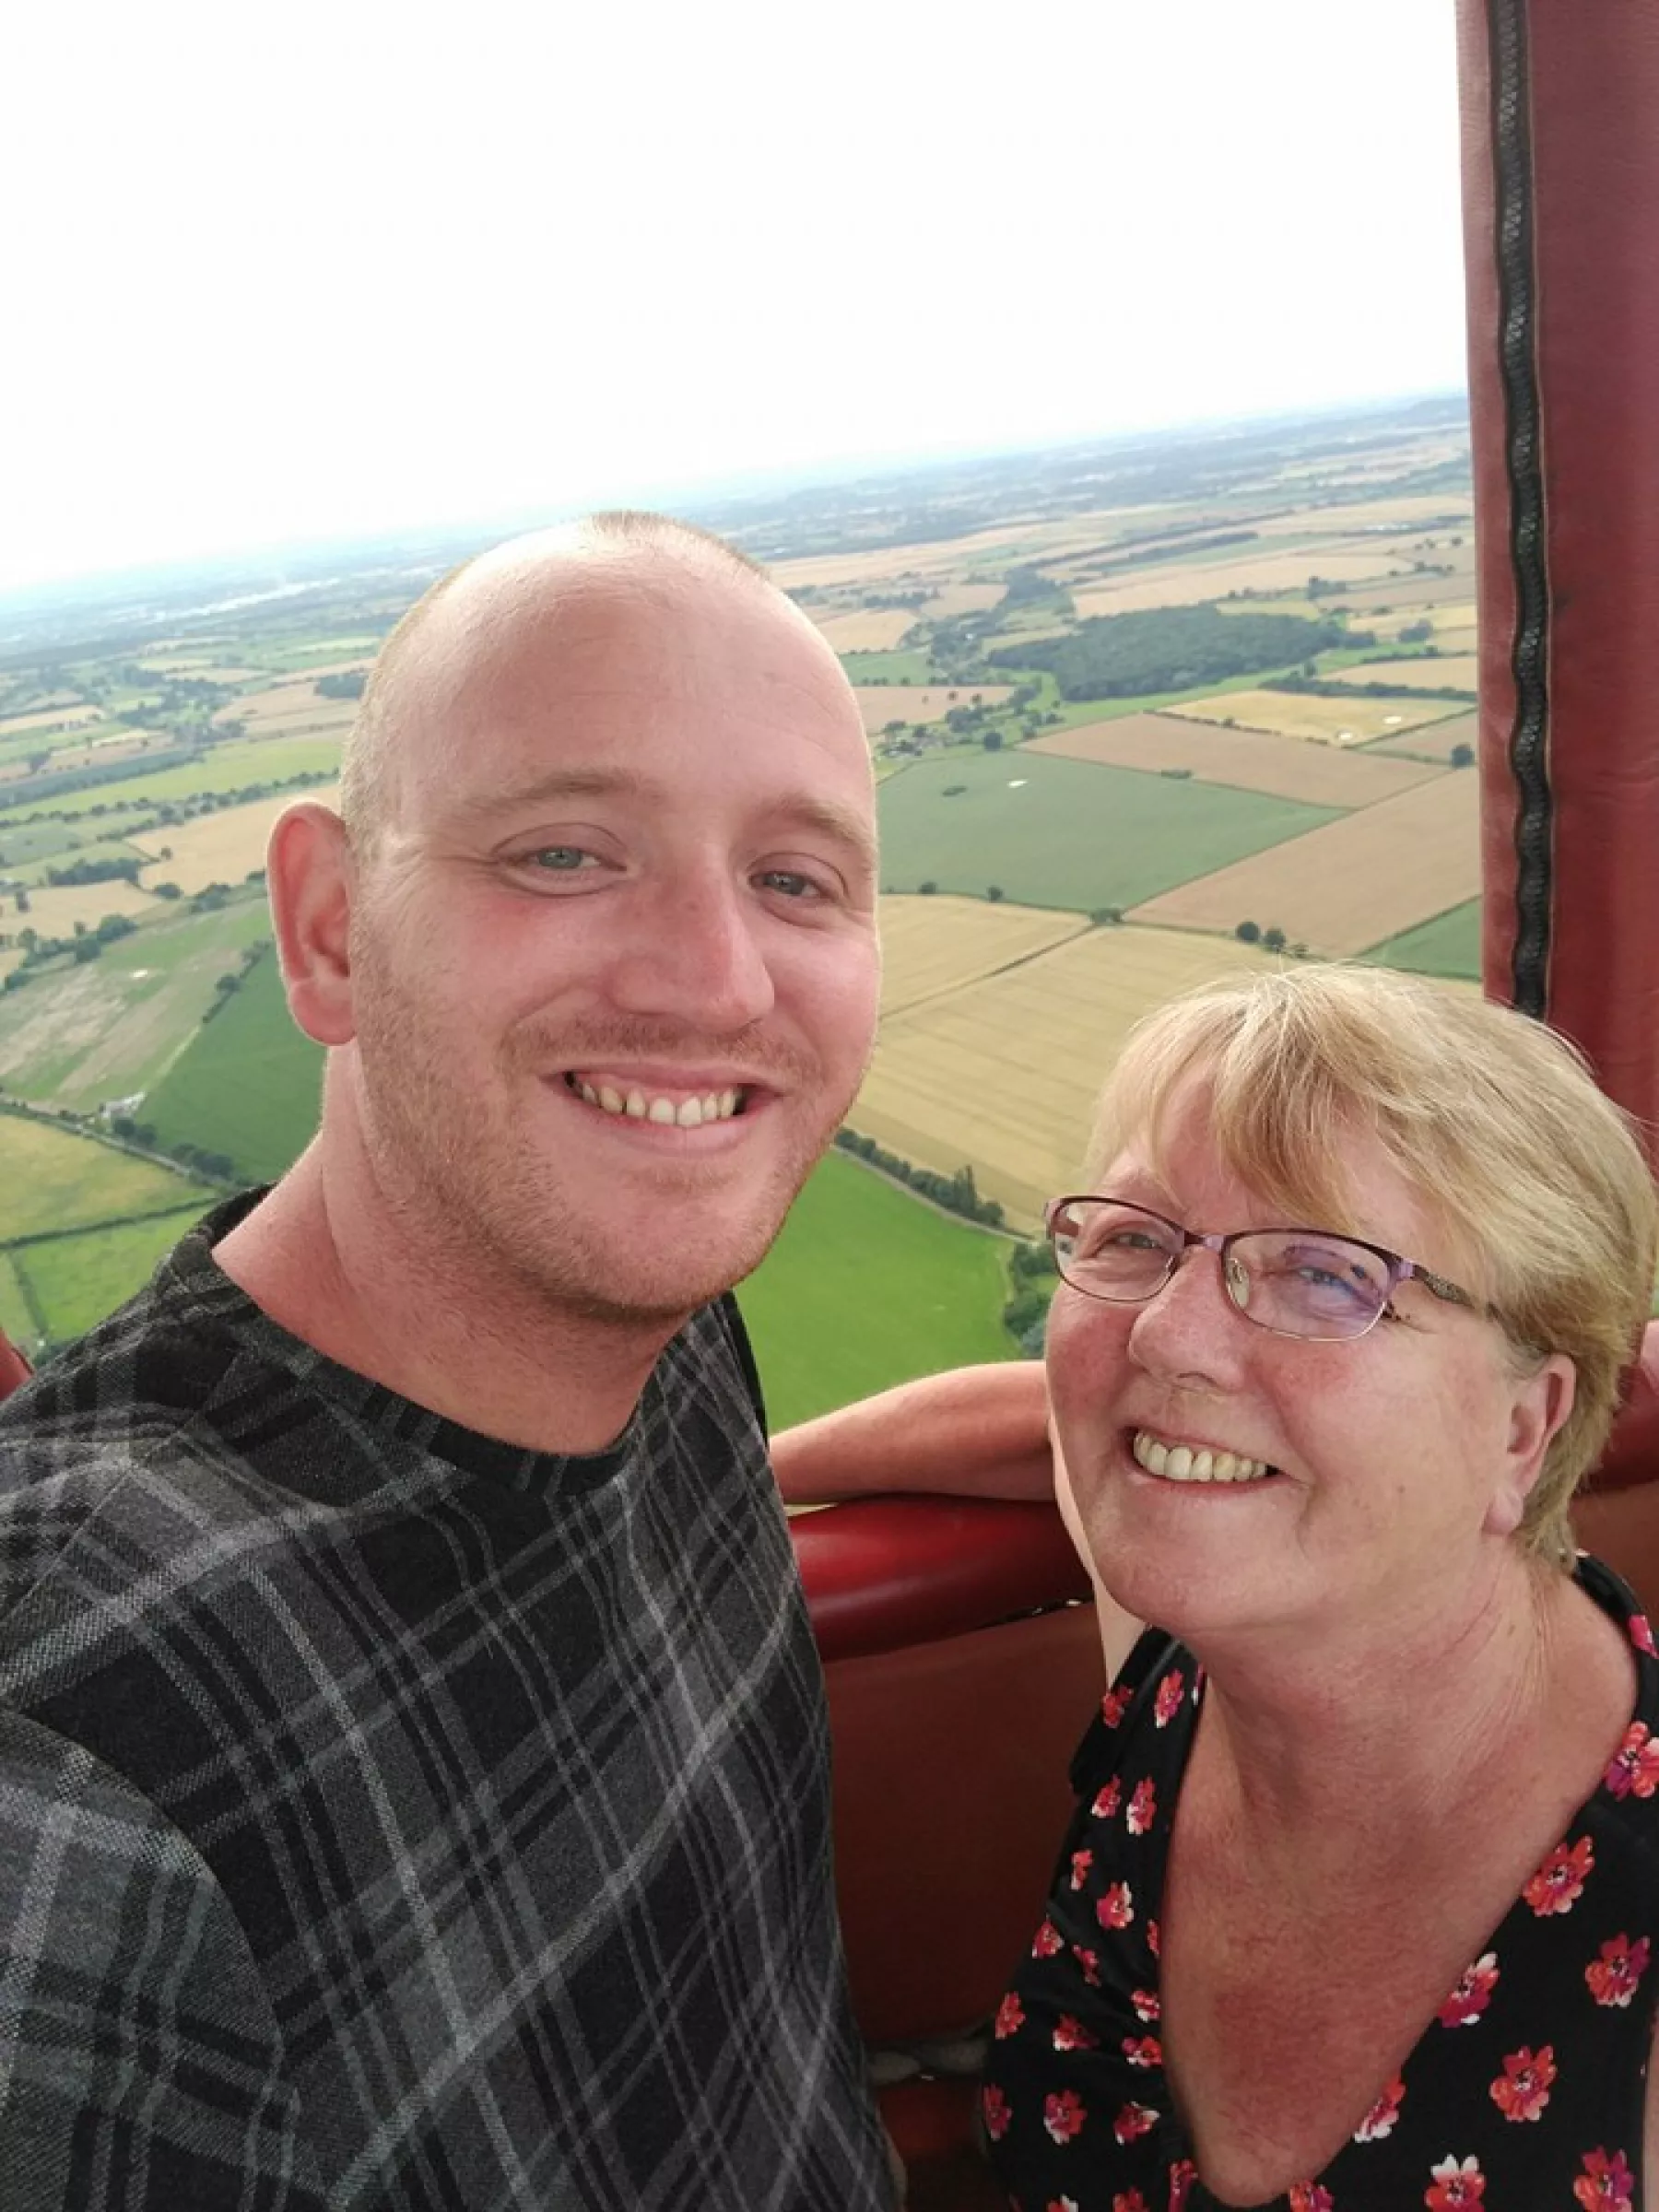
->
[199,941,268,1020]
[2,910,138,986]
[107,1117,237,1182]
[1234,921,1310,955]
[6,762,332,837]
[989,605,1353,701]
[832,1127,1006,1229]
[1071,528,1257,584]
[314,670,367,700]
[1003,1238,1060,1353]
[997,565,1075,618]
[42,854,143,888]
[1271,672,1475,702]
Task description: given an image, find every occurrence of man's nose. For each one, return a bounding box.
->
[606,872,776,1032]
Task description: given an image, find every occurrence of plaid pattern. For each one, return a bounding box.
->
[0,1198,891,2210]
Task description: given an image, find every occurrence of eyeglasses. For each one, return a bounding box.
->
[1044,1195,1482,1344]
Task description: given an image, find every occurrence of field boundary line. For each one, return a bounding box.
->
[884,918,1094,1021]
[1,1200,210,1256]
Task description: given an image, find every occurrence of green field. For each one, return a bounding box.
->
[1362,898,1482,980]
[144,950,323,1181]
[0,1112,214,1241]
[0,736,340,828]
[877,748,1336,912]
[0,895,274,1108]
[0,1252,36,1345]
[736,1149,1017,1429]
[840,650,936,684]
[14,1204,208,1347]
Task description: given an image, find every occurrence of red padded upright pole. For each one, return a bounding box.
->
[1456,0,1659,1159]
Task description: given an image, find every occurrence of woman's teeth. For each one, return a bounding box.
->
[568,1076,743,1128]
[1132,1430,1272,1484]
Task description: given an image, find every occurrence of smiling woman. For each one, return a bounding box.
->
[982,964,1659,2211]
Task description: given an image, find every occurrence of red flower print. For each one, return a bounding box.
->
[1288,2186,1334,2212]
[1154,1671,1185,1727]
[1053,2016,1099,2053]
[1574,2147,1636,2210]
[994,1994,1025,2040]
[1585,1933,1651,2007]
[1132,1986,1161,2023]
[1101,1686,1133,1728]
[1048,2200,1081,2212]
[1070,1847,1094,1889]
[1122,2034,1162,2068]
[1425,2153,1486,2207]
[1093,1778,1123,1820]
[1437,1952,1500,2027]
[982,2084,1011,2141]
[1127,1778,1158,1835]
[1072,1945,1102,1987]
[1604,1720,1659,1799]
[1488,2042,1556,2122]
[1097,1881,1135,1930]
[1147,1918,1161,1957]
[1523,1835,1594,1915]
[1112,2194,1148,2212]
[1630,1613,1657,1657]
[1032,1920,1064,1959]
[1168,2160,1197,2211]
[1353,2075,1406,2142]
[1043,2089,1087,2145]
[1113,2100,1159,2143]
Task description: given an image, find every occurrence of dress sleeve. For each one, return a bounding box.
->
[0,1712,327,2211]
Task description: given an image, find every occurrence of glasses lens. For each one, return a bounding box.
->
[1052,1200,1181,1300]
[1231,1230,1392,1339]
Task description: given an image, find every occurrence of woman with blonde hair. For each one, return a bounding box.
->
[977,964,1659,2209]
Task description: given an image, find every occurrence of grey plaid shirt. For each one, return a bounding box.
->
[0,1198,891,2210]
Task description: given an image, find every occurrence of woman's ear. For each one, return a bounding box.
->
[266,802,357,1047]
[1485,1353,1576,1538]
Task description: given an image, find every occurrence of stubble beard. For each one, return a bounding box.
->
[347,956,856,1328]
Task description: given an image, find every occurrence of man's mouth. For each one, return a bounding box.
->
[562,1072,750,1129]
[1130,1427,1277,1485]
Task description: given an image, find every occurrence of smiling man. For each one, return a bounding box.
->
[0,517,899,2210]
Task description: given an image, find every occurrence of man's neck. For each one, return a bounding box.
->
[212,1145,678,1456]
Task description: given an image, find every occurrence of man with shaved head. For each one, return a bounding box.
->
[0,516,902,2209]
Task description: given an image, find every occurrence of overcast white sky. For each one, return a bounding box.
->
[0,0,1467,592]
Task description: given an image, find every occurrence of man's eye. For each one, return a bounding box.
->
[523,847,594,872]
[757,868,824,900]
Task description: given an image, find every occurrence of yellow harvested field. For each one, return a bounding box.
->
[274,656,374,682]
[1344,573,1482,614]
[1432,627,1478,655]
[878,896,1089,1017]
[1366,599,1477,641]
[22,877,158,935]
[218,686,359,737]
[1329,655,1479,691]
[1162,688,1468,745]
[0,703,99,736]
[853,926,1280,1229]
[1252,496,1474,537]
[853,684,1011,731]
[1073,548,1414,618]
[771,524,1053,595]
[1025,712,1443,806]
[133,783,341,892]
[1129,771,1480,956]
[1371,711,1480,764]
[812,609,919,653]
[922,584,1005,618]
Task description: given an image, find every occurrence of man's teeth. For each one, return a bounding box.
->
[1132,1430,1272,1484]
[571,1077,742,1129]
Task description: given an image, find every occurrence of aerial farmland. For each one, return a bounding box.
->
[0,395,1485,1414]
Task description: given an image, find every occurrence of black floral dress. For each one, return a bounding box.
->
[981,1556,1659,2212]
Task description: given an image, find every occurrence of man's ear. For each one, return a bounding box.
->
[267,802,357,1047]
[1485,1353,1577,1538]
